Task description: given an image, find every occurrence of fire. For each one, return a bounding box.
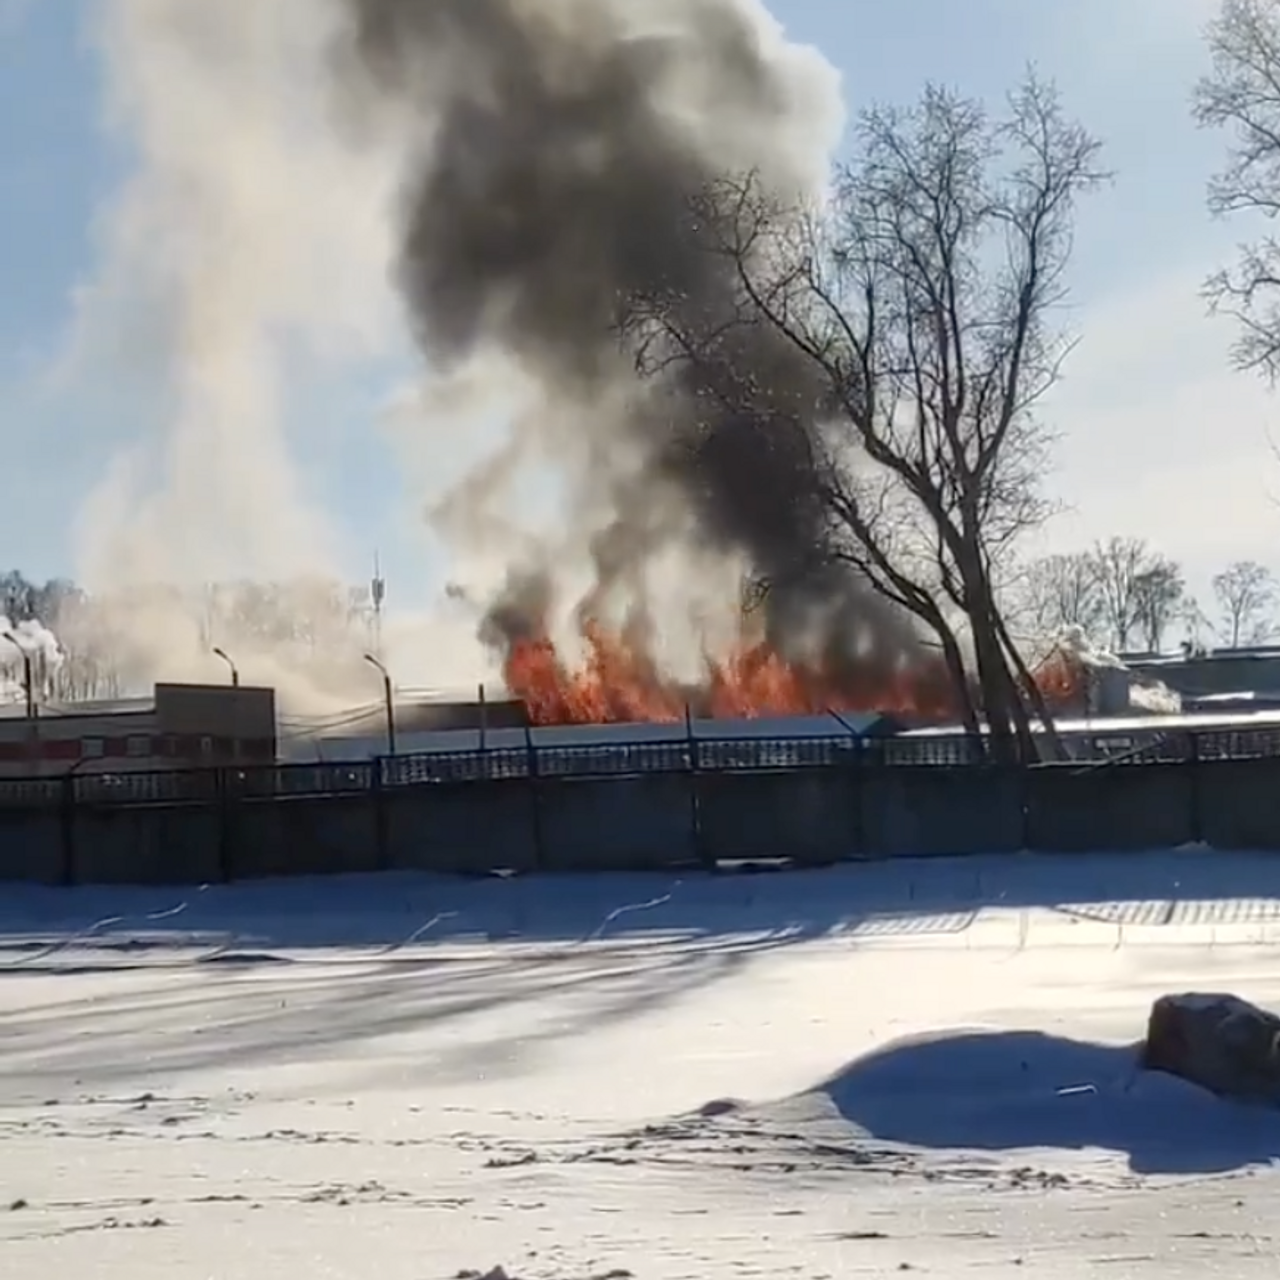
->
[502,621,1092,725]
[1031,650,1087,712]
[506,620,998,725]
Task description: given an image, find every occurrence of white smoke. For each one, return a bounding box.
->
[0,616,65,706]
[59,0,425,707]
[1058,625,1182,715]
[57,0,845,709]
[0,616,64,666]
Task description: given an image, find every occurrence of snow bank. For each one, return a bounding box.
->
[795,1026,1280,1174]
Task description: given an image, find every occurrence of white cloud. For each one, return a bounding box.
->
[1039,259,1280,587]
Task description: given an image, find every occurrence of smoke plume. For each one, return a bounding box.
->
[67,0,932,715]
[61,0,484,708]
[338,0,926,688]
[0,617,64,707]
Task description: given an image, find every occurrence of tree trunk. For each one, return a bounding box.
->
[993,605,1066,762]
[943,635,982,746]
[970,618,1021,761]
[966,571,1038,762]
[953,538,1028,763]
[929,617,983,750]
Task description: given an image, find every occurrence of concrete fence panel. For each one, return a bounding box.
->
[0,809,64,883]
[1024,763,1194,852]
[696,769,860,864]
[861,767,1024,858]
[22,749,1280,887]
[1197,757,1280,849]
[227,794,381,879]
[72,804,223,885]
[385,779,537,873]
[538,774,696,871]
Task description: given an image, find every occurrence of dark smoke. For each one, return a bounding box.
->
[338,0,926,683]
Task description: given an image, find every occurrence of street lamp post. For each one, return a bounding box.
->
[212,647,239,687]
[363,653,396,756]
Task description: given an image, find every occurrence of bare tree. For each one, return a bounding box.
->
[1130,558,1185,653]
[1089,537,1182,652]
[1213,557,1276,645]
[1177,596,1214,655]
[1195,0,1280,378]
[1011,551,1104,651]
[629,76,1104,759]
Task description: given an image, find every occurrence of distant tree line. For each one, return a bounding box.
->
[1010,539,1279,657]
[0,571,382,704]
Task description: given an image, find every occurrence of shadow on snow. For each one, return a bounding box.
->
[815,1028,1280,1176]
[0,846,1279,958]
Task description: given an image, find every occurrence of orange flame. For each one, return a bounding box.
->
[503,620,1086,725]
[1030,649,1088,713]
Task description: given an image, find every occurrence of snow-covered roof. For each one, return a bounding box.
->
[280,710,890,761]
[902,706,1280,738]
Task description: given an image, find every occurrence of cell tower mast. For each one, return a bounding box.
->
[370,552,386,659]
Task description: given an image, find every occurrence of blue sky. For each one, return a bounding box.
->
[0,0,1269,614]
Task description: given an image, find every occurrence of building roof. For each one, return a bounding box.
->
[280,709,894,761]
[901,706,1280,737]
[0,695,153,720]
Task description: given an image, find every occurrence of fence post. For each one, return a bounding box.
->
[685,704,708,867]
[372,755,390,871]
[524,726,545,870]
[1018,761,1032,852]
[1187,731,1203,846]
[849,737,866,860]
[216,768,233,883]
[58,771,77,887]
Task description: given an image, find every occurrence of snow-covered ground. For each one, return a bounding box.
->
[4,850,1280,1277]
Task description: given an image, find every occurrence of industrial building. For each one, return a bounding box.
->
[0,680,527,776]
[4,644,1280,779]
[1124,646,1280,711]
[0,682,276,777]
[279,691,528,762]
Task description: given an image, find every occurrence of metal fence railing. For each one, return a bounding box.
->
[4,720,1280,886]
[0,718,1274,811]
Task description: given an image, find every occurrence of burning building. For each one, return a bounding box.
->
[1033,627,1181,720]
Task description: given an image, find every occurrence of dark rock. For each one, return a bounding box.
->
[1142,993,1280,1105]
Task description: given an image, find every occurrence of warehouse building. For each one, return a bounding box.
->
[279,690,528,762]
[0,682,276,777]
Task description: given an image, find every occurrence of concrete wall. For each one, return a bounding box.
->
[862,767,1024,857]
[225,794,381,879]
[539,774,696,870]
[695,769,858,864]
[154,682,275,744]
[385,780,537,874]
[0,808,63,883]
[1197,758,1280,848]
[72,803,222,884]
[1024,763,1194,852]
[8,754,1280,886]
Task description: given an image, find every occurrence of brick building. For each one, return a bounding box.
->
[0,682,276,777]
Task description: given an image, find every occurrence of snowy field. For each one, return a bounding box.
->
[4,851,1280,1277]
